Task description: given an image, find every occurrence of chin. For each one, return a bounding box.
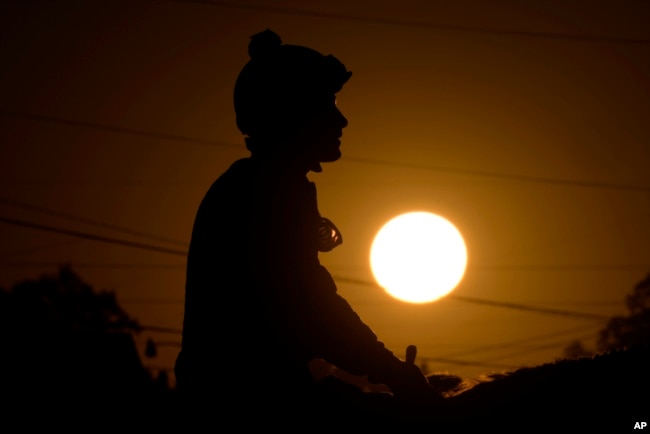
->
[322,149,341,162]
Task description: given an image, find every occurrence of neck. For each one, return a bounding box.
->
[247,137,321,175]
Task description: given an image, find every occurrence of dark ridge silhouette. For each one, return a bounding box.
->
[439,345,650,430]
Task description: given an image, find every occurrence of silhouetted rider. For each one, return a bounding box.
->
[175,29,432,419]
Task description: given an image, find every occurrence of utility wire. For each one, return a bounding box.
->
[135,338,515,369]
[331,264,650,272]
[2,109,649,193]
[0,214,619,321]
[342,155,650,193]
[177,0,650,45]
[0,261,185,269]
[0,261,626,309]
[0,216,188,257]
[0,109,239,149]
[133,317,606,371]
[450,295,611,321]
[475,331,598,363]
[335,276,610,321]
[0,261,646,272]
[433,323,600,360]
[0,196,188,247]
[412,326,601,369]
[472,264,650,271]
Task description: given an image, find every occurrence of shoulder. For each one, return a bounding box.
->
[203,158,253,197]
[212,158,253,186]
[191,159,253,221]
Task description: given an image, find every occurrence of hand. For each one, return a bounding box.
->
[387,362,429,398]
[386,345,443,404]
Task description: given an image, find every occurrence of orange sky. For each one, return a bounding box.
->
[1,0,649,382]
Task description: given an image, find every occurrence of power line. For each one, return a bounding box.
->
[415,325,602,369]
[342,155,650,193]
[0,261,628,309]
[0,197,188,247]
[0,215,623,320]
[432,324,600,360]
[2,109,649,193]
[335,276,610,321]
[449,295,610,321]
[177,0,650,45]
[0,260,646,273]
[0,215,188,257]
[332,263,650,272]
[0,261,185,269]
[476,331,598,363]
[0,109,239,150]
[475,264,650,272]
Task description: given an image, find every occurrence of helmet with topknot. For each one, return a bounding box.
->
[234,29,352,153]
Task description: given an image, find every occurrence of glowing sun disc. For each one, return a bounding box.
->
[370,212,467,303]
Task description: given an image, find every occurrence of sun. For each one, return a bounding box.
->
[370,211,468,303]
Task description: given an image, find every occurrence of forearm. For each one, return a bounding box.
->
[283,264,406,380]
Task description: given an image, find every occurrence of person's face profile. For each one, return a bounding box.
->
[299,95,348,164]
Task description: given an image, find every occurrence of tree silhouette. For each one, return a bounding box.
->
[0,264,140,338]
[0,265,157,417]
[564,339,591,358]
[597,273,650,352]
[563,273,650,357]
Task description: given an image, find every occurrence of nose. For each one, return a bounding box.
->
[336,107,348,129]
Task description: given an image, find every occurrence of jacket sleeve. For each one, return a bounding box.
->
[263,178,410,383]
[295,263,409,380]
